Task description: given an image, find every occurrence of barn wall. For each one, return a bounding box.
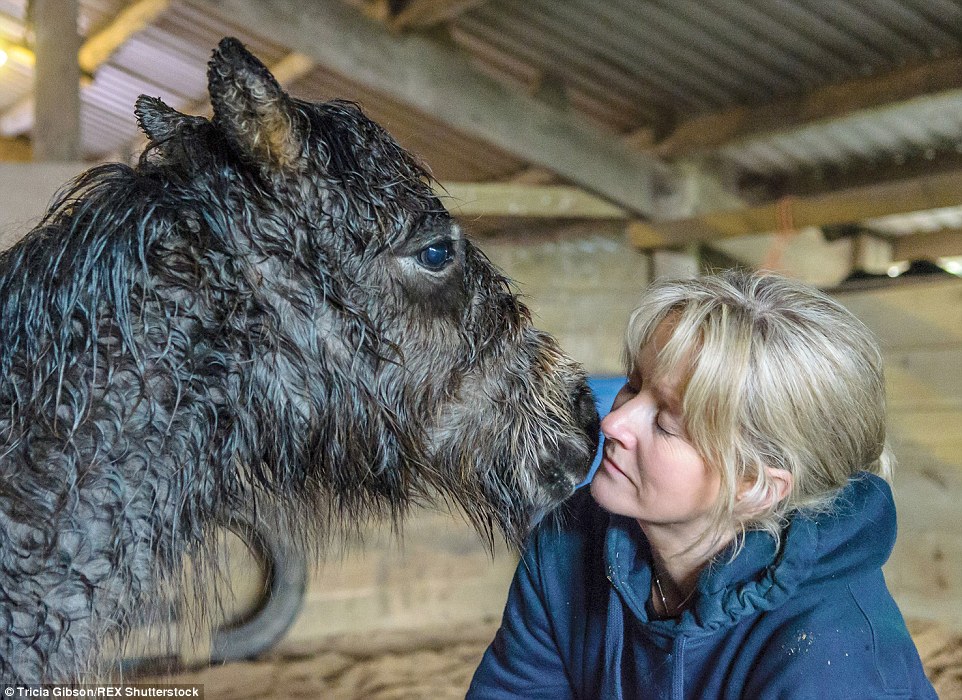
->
[480,229,652,375]
[0,162,89,250]
[837,279,962,630]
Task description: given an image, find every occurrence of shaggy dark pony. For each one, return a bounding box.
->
[0,38,598,683]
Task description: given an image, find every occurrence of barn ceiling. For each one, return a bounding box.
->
[2,0,962,267]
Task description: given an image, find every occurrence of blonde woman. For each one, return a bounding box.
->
[469,271,935,699]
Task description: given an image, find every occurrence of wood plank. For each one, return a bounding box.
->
[195,0,675,218]
[279,510,516,648]
[266,51,316,86]
[656,54,962,158]
[887,463,962,631]
[78,0,171,74]
[893,228,962,261]
[391,0,490,29]
[0,136,31,162]
[630,169,962,248]
[438,182,628,219]
[889,410,962,447]
[887,531,962,632]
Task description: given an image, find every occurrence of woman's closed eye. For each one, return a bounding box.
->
[654,411,675,436]
[655,410,686,438]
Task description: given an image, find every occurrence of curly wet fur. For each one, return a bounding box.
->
[0,38,597,683]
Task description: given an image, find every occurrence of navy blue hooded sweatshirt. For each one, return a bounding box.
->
[468,473,935,699]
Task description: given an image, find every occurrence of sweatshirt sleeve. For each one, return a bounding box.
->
[466,535,574,700]
[741,597,938,700]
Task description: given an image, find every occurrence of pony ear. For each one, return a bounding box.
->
[135,95,193,142]
[207,37,304,171]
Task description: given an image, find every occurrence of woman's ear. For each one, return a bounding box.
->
[764,467,794,507]
[736,467,794,515]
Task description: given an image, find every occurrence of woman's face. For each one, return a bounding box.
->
[590,320,722,531]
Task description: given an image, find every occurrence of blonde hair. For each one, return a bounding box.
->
[625,270,892,550]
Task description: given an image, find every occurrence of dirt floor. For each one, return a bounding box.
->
[145,619,962,699]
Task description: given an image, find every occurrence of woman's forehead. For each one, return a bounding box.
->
[636,320,690,410]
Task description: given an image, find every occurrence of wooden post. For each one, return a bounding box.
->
[33,0,81,161]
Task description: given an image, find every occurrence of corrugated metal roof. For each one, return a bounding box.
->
[3,0,962,232]
[75,0,293,158]
[453,0,962,127]
[444,0,962,190]
[719,92,962,178]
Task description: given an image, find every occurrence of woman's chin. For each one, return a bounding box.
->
[589,472,633,516]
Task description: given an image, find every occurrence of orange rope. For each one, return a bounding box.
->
[761,195,799,271]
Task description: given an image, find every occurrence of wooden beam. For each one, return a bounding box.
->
[0,159,628,227]
[0,137,32,162]
[32,0,81,160]
[630,169,962,249]
[266,52,316,86]
[77,0,170,74]
[0,0,172,138]
[656,54,962,159]
[437,182,628,218]
[0,43,35,68]
[390,0,489,29]
[749,148,962,202]
[893,229,962,261]
[195,0,674,218]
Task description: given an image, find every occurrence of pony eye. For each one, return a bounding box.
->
[416,240,454,270]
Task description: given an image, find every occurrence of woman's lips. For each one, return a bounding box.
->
[602,455,628,479]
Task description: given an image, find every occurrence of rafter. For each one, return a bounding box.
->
[437,182,627,219]
[196,0,674,218]
[630,169,962,249]
[893,229,962,261]
[78,0,170,73]
[655,54,962,159]
[389,0,489,29]
[0,137,31,162]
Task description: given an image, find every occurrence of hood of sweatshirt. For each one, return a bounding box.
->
[603,472,896,638]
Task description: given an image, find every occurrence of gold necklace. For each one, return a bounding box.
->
[653,571,696,617]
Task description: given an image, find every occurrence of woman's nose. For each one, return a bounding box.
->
[601,395,647,446]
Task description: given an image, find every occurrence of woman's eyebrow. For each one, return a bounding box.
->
[653,383,682,414]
